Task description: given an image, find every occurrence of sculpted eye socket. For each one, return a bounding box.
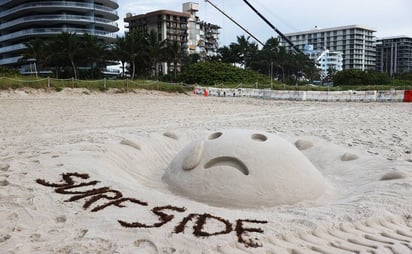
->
[251,133,267,142]
[208,132,223,140]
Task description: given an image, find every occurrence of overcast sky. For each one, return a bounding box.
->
[117,0,412,46]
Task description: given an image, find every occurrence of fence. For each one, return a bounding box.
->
[0,76,189,93]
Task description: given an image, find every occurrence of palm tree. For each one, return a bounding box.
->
[165,40,184,80]
[249,37,280,79]
[145,30,166,79]
[20,38,48,77]
[124,30,146,79]
[232,35,258,69]
[113,36,130,78]
[81,33,108,79]
[53,32,81,79]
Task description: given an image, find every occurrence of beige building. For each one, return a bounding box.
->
[125,10,190,47]
[124,2,220,61]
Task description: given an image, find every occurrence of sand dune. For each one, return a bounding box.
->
[0,88,411,253]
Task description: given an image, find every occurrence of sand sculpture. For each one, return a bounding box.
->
[163,129,329,208]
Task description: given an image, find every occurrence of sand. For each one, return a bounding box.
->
[0,88,412,253]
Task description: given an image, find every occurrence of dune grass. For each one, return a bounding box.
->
[0,75,410,93]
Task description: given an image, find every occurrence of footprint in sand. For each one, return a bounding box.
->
[0,234,11,243]
[133,239,158,253]
[0,177,9,186]
[55,215,67,223]
[0,162,10,172]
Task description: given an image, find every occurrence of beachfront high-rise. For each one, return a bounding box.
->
[376,36,412,76]
[124,2,220,61]
[279,25,376,71]
[0,0,119,67]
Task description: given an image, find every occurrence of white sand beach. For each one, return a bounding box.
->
[1,88,411,253]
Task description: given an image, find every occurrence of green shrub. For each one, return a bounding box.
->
[178,61,271,86]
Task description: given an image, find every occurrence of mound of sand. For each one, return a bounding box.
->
[163,129,329,208]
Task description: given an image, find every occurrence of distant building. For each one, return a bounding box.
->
[280,25,376,71]
[184,2,220,58]
[124,10,190,47]
[0,0,119,68]
[304,45,343,80]
[376,36,412,76]
[124,2,220,74]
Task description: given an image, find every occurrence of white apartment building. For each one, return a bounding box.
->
[0,0,119,67]
[304,45,343,80]
[280,25,376,71]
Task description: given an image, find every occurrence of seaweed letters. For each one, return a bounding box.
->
[36,172,268,248]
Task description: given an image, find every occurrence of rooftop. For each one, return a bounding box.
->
[284,24,377,36]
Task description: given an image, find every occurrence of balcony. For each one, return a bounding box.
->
[0,28,116,42]
[0,14,119,32]
[0,1,118,19]
[0,43,26,54]
[0,56,22,65]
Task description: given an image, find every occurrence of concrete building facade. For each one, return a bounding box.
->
[376,36,412,76]
[280,25,376,71]
[124,9,190,49]
[0,0,119,67]
[184,2,220,58]
[124,2,220,60]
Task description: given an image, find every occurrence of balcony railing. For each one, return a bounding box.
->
[0,43,26,54]
[0,14,118,30]
[0,56,22,65]
[0,28,116,42]
[0,1,118,18]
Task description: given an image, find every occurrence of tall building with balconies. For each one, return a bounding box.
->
[184,2,220,58]
[124,9,190,48]
[124,2,220,74]
[0,0,119,67]
[124,2,220,59]
[376,36,412,76]
[279,25,376,71]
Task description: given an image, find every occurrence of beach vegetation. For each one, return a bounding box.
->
[178,61,272,86]
[1,32,411,92]
[333,69,391,86]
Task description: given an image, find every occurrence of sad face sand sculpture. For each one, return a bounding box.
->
[163,129,329,208]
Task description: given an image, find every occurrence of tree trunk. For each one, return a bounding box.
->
[131,62,136,80]
[70,58,77,80]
